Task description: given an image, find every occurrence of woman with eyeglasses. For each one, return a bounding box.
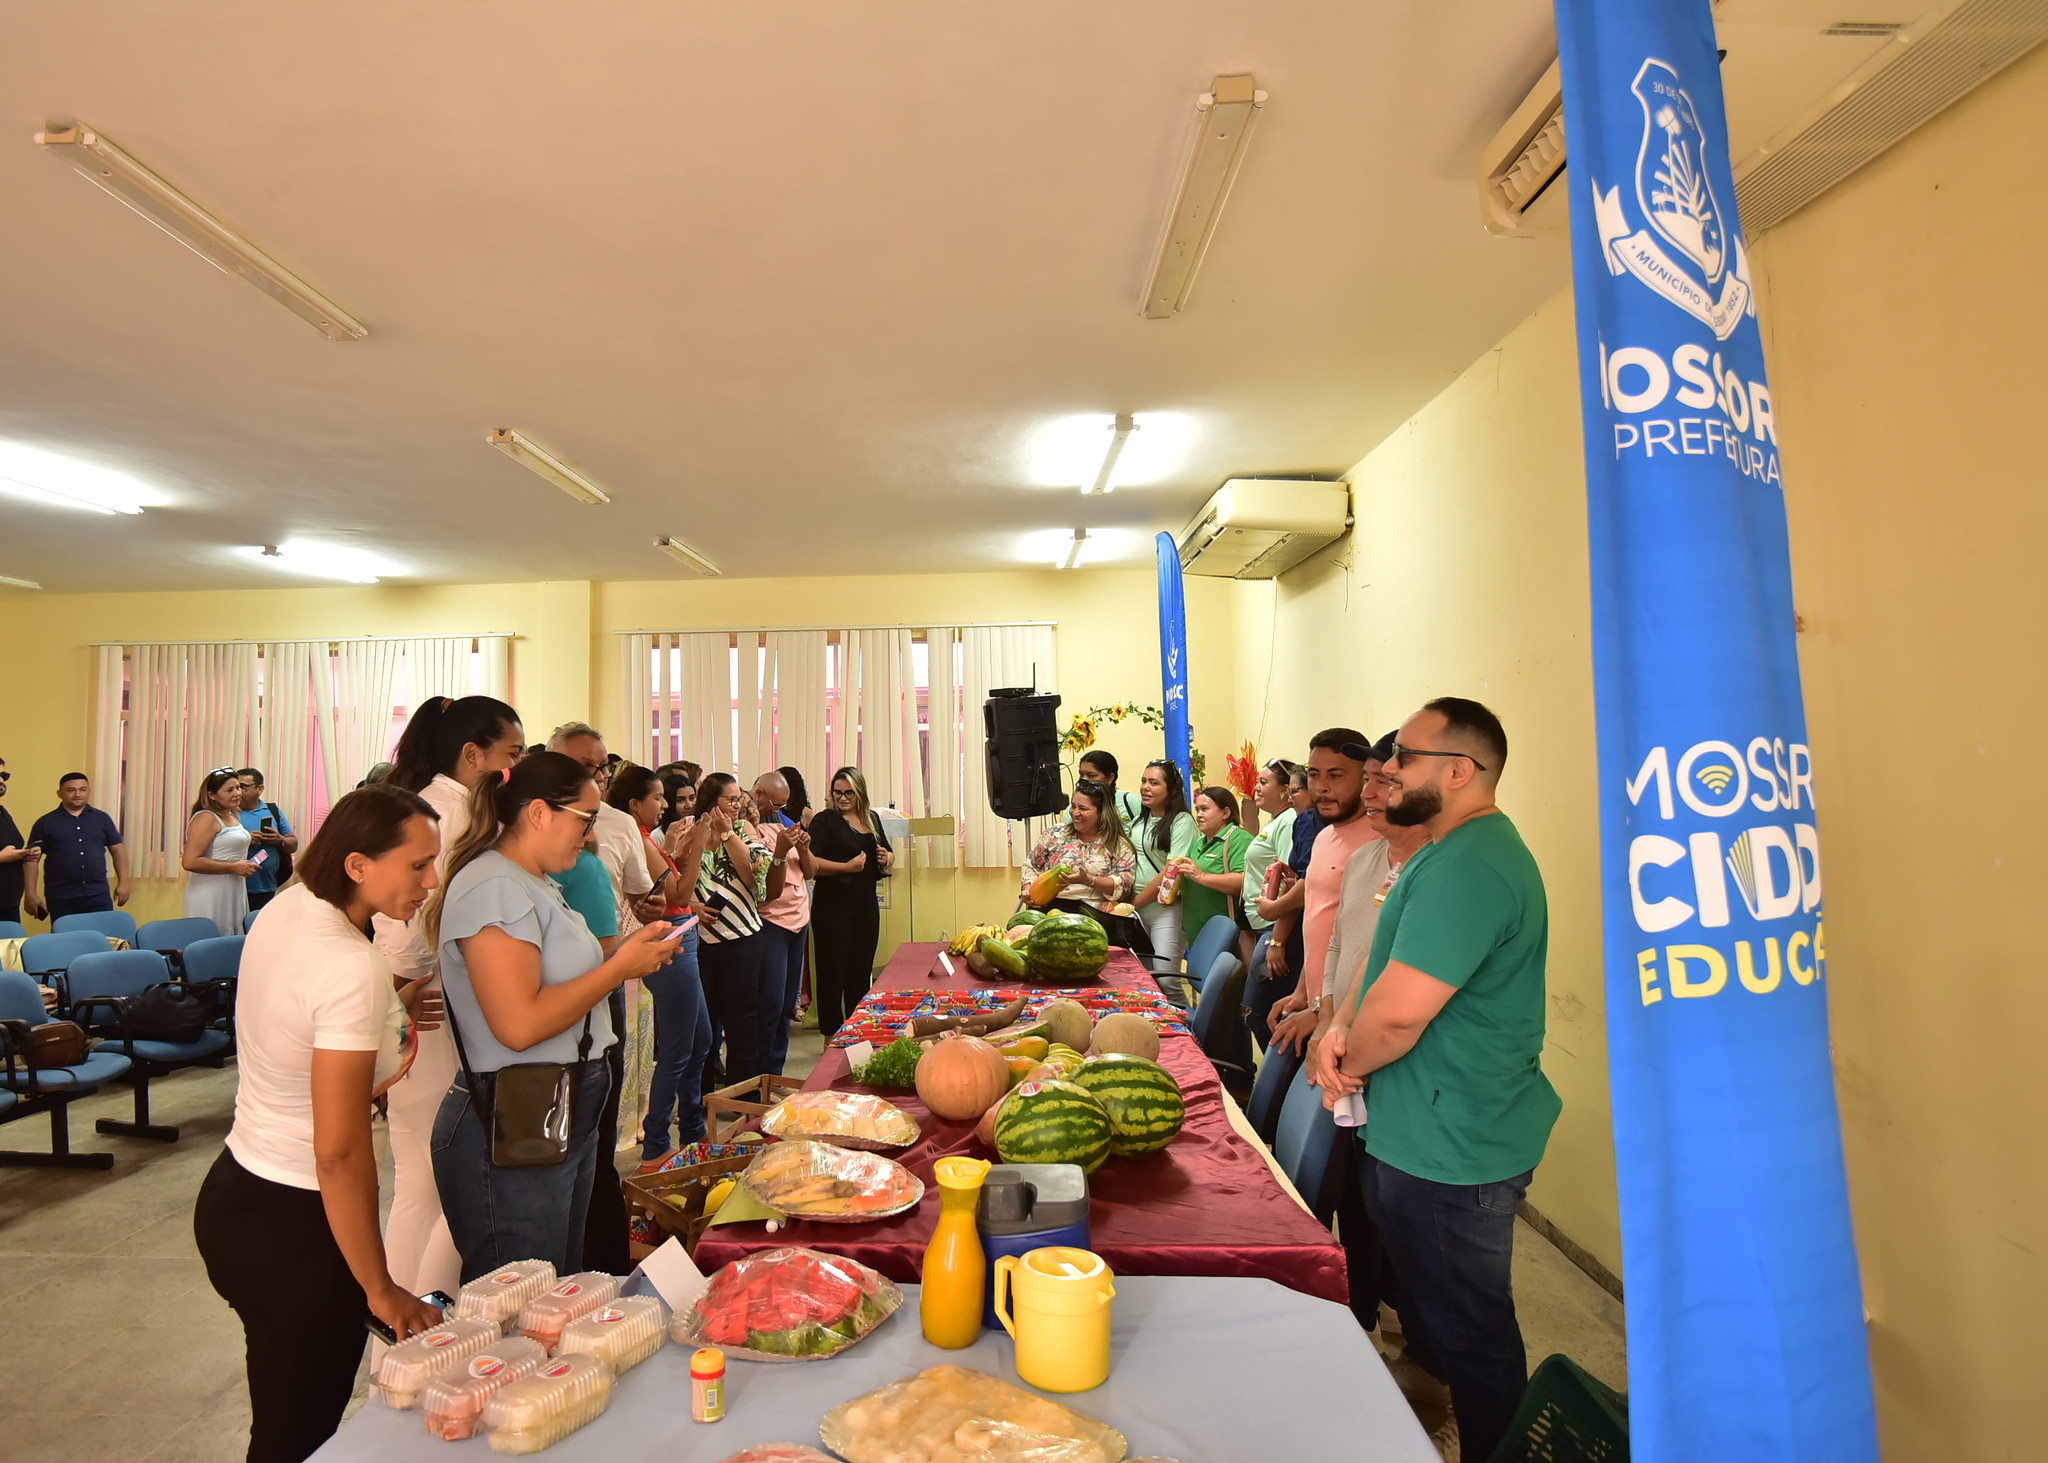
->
[1127,759,1196,978]
[424,752,681,1277]
[183,767,259,937]
[807,767,894,1039]
[1020,779,1137,913]
[1171,786,1254,943]
[688,773,790,1086]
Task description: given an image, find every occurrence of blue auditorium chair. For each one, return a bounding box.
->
[1244,1042,1304,1147]
[53,909,139,946]
[0,969,133,1169]
[63,949,232,1142]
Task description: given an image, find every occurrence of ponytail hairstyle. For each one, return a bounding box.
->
[607,764,662,815]
[1136,758,1190,855]
[1194,785,1241,828]
[425,751,592,944]
[1071,779,1133,868]
[389,695,522,793]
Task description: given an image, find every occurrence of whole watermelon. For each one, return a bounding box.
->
[993,1079,1113,1174]
[1072,1054,1185,1157]
[1023,912,1110,982]
[1007,908,1047,929]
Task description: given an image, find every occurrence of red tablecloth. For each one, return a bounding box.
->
[694,941,1347,1304]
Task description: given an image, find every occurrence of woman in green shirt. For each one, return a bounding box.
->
[1174,787,1254,959]
[1129,759,1195,978]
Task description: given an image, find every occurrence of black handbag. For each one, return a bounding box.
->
[126,984,211,1044]
[446,1001,595,1168]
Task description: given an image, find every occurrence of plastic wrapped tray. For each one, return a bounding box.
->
[557,1294,668,1376]
[718,1449,837,1463]
[760,1091,920,1151]
[374,1316,505,1410]
[420,1336,549,1440]
[515,1271,621,1354]
[451,1259,559,1327]
[739,1140,924,1223]
[483,1352,613,1455]
[672,1247,904,1362]
[821,1365,1127,1463]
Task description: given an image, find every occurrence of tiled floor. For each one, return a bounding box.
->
[1,1034,1624,1463]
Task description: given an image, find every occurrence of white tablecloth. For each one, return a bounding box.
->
[314,1275,1434,1462]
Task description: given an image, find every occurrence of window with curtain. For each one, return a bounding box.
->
[93,635,511,872]
[617,624,1052,867]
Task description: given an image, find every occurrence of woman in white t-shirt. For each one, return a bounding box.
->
[193,784,448,1463]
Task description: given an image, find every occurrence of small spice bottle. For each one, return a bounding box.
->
[690,1347,726,1422]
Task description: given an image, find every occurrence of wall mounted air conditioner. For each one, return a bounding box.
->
[1477,59,1568,238]
[1176,479,1351,579]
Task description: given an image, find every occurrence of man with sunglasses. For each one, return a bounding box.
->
[0,756,35,924]
[1315,697,1557,1463]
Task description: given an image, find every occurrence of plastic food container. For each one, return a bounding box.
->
[374,1317,505,1410]
[420,1336,549,1440]
[483,1352,614,1455]
[761,1090,920,1150]
[515,1272,622,1354]
[451,1260,559,1328]
[557,1295,668,1376]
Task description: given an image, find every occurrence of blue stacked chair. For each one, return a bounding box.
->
[1244,1041,1304,1147]
[1178,914,1240,1004]
[1273,1063,1353,1226]
[0,969,133,1169]
[52,909,139,946]
[138,917,225,973]
[20,931,113,1008]
[1190,949,1252,1099]
[181,936,244,1040]
[0,920,28,941]
[63,949,233,1142]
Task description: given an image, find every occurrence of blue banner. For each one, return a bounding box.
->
[1155,532,1191,787]
[1554,3,1877,1458]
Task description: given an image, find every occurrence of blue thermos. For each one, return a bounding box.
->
[974,1162,1092,1330]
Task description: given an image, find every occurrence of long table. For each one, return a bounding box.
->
[315,1276,1435,1462]
[694,941,1348,1304]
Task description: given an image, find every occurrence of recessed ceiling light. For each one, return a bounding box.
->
[652,536,721,577]
[34,123,367,342]
[0,574,42,590]
[244,541,387,584]
[0,441,149,515]
[1141,74,1267,319]
[488,429,611,505]
[1027,412,1196,493]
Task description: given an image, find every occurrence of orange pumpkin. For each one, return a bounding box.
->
[915,1034,1011,1121]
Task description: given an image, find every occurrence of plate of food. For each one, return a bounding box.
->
[760,1091,921,1151]
[822,1364,1127,1463]
[739,1140,925,1223]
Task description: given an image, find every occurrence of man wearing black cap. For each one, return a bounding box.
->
[1317,696,1558,1463]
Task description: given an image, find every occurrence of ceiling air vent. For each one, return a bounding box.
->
[1735,0,2048,231]
[1821,21,1908,37]
[1477,60,1568,237]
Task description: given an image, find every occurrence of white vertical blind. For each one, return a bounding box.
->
[332,640,403,792]
[959,624,1057,867]
[925,628,960,868]
[259,641,316,838]
[620,633,654,768]
[91,646,124,824]
[768,631,828,791]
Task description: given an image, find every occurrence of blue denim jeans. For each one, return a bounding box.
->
[699,929,768,1088]
[757,921,808,1075]
[1360,1152,1532,1463]
[432,1057,612,1283]
[641,926,711,1161]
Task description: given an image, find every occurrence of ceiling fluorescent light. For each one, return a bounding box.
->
[653,536,721,576]
[0,574,43,590]
[0,442,148,515]
[34,123,367,342]
[248,541,384,584]
[489,429,611,505]
[1057,529,1089,571]
[1140,74,1266,319]
[1085,415,1138,496]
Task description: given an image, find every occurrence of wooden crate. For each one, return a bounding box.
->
[703,1073,804,1143]
[623,1151,760,1255]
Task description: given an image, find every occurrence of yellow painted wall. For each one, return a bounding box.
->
[1743,44,2048,1463]
[0,567,1242,941]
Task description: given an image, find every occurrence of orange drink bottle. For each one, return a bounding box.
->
[920,1157,993,1348]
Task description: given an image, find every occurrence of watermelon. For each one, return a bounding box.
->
[1072,1054,1185,1157]
[1007,908,1047,929]
[1023,912,1110,981]
[992,1079,1113,1175]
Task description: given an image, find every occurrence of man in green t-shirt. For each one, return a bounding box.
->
[1316,696,1557,1463]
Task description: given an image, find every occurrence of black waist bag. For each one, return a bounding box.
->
[127,985,211,1044]
[449,1006,595,1168]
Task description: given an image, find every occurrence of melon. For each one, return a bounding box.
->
[1088,1012,1161,1062]
[1071,1054,1185,1157]
[992,1079,1114,1174]
[1007,908,1047,929]
[1023,912,1111,982]
[1037,998,1093,1053]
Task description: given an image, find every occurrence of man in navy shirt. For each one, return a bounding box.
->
[30,772,129,919]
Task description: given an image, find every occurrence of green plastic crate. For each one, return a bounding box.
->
[1487,1354,1630,1463]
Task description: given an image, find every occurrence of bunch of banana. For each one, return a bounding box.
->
[948,923,1006,956]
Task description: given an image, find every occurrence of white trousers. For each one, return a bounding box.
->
[1136,900,1186,977]
[383,1016,462,1297]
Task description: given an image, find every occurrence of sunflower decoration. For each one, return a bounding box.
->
[1060,716,1099,754]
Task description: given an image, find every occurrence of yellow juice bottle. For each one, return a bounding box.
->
[920,1157,993,1349]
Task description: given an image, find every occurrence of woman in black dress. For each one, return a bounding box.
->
[806,766,893,1037]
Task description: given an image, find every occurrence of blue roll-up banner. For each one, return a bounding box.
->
[1555,2,1878,1458]
[1155,531,1192,786]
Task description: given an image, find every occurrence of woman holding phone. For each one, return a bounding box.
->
[689,773,788,1090]
[182,767,257,936]
[426,752,681,1277]
[194,784,448,1463]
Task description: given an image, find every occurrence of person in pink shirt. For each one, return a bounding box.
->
[1267,729,1381,1055]
[752,770,815,1074]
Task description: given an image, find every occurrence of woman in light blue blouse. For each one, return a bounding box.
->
[425,752,679,1279]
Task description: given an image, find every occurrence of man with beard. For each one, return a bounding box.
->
[1317,697,1557,1463]
[1264,728,1376,1056]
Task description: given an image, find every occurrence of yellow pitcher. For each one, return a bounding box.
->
[992,1246,1116,1393]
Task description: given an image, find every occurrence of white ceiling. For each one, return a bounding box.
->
[0,2,1913,590]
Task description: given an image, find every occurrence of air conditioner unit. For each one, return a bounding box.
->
[1477,59,1568,238]
[1176,479,1351,579]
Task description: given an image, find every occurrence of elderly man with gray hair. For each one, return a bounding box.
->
[750,770,814,1074]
